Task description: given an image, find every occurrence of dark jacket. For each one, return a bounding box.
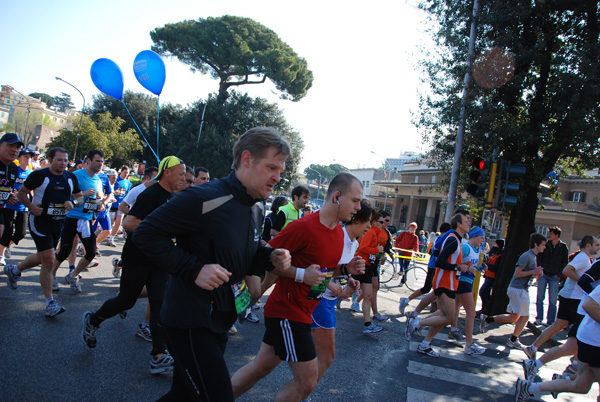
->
[536,239,569,276]
[133,171,274,333]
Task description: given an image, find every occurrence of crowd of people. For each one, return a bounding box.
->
[1,128,598,401]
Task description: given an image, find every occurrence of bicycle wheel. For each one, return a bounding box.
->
[379,259,396,284]
[405,265,428,292]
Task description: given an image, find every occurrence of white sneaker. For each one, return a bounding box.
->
[65,274,82,293]
[507,339,525,350]
[464,343,486,355]
[112,258,121,278]
[4,247,11,258]
[87,259,99,268]
[228,325,238,335]
[52,278,60,292]
[0,255,5,266]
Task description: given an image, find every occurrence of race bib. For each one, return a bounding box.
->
[0,186,11,206]
[83,198,98,213]
[47,203,66,216]
[368,253,377,265]
[231,280,251,315]
[307,268,334,300]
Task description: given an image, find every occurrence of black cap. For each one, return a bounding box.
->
[75,159,84,165]
[18,148,34,157]
[0,133,24,147]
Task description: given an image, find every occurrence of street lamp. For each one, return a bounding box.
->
[305,166,323,204]
[9,87,31,141]
[56,77,85,161]
[371,151,392,210]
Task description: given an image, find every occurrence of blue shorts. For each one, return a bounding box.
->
[93,213,111,232]
[457,280,473,294]
[311,298,337,329]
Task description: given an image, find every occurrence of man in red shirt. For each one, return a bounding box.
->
[232,172,365,402]
[395,222,420,286]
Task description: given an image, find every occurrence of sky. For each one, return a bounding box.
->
[2,0,433,170]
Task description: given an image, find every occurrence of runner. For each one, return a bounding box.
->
[231,172,364,402]
[480,233,546,350]
[405,213,471,357]
[3,147,82,316]
[311,199,371,383]
[106,166,131,246]
[131,127,293,400]
[371,210,393,322]
[81,155,185,375]
[0,148,33,265]
[0,133,21,239]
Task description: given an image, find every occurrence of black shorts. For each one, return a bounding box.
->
[28,215,64,252]
[567,313,585,338]
[577,339,600,367]
[434,287,456,299]
[352,264,377,284]
[456,281,473,294]
[557,297,582,323]
[263,317,316,362]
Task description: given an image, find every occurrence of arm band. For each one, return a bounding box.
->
[340,264,349,276]
[295,268,305,283]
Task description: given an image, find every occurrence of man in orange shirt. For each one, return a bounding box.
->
[395,222,420,286]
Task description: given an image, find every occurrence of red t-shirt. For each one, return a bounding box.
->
[357,226,381,266]
[265,211,344,323]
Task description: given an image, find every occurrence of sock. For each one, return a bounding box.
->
[46,297,54,306]
[530,345,538,352]
[364,321,371,327]
[141,321,150,329]
[534,359,543,369]
[528,383,540,395]
[486,316,494,323]
[69,265,75,274]
[411,311,419,318]
[420,340,430,348]
[450,326,457,332]
[107,235,114,241]
[510,335,518,342]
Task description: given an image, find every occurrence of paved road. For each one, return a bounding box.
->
[1,235,597,401]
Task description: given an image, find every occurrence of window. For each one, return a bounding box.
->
[431,175,436,183]
[569,191,586,203]
[414,176,419,183]
[492,219,502,235]
[535,225,549,237]
[366,181,370,188]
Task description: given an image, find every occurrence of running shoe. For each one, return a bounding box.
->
[479,314,489,333]
[399,297,410,315]
[522,359,539,380]
[4,264,20,289]
[524,345,536,360]
[52,278,60,292]
[405,320,417,341]
[112,258,121,278]
[5,247,11,258]
[65,274,82,293]
[350,302,362,313]
[150,352,174,375]
[244,308,259,323]
[464,343,485,355]
[106,238,117,247]
[533,319,543,326]
[76,244,84,257]
[373,313,389,322]
[95,247,101,257]
[87,259,99,268]
[448,329,464,341]
[229,325,238,335]
[136,324,152,342]
[363,323,383,334]
[507,339,525,350]
[0,255,5,266]
[514,378,532,402]
[45,299,65,317]
[82,311,98,348]
[416,344,440,358]
[550,373,563,399]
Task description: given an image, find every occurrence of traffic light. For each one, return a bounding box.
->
[466,157,490,199]
[497,161,527,208]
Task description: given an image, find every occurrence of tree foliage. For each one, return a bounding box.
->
[417,0,600,313]
[54,92,75,112]
[29,92,54,107]
[150,15,313,104]
[47,112,143,167]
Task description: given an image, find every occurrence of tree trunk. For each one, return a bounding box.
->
[483,180,539,316]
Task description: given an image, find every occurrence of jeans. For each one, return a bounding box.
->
[399,258,411,284]
[479,277,495,310]
[536,274,560,324]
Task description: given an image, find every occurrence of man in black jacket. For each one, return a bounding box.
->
[535,226,569,326]
[133,127,292,402]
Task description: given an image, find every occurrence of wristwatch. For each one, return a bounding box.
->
[72,199,79,206]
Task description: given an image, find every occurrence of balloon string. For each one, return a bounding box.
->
[156,97,160,159]
[121,100,159,162]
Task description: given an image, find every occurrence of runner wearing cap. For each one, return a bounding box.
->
[82,155,185,375]
[0,133,22,238]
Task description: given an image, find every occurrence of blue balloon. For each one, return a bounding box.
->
[133,50,166,96]
[90,58,124,100]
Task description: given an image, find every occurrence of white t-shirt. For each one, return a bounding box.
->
[122,183,149,211]
[559,252,592,300]
[576,285,600,347]
[323,226,358,300]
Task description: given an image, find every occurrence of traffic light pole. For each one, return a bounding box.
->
[485,149,499,208]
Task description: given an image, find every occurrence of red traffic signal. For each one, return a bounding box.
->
[471,157,488,170]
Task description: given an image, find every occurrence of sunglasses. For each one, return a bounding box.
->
[186,179,194,185]
[384,219,390,222]
[378,220,385,224]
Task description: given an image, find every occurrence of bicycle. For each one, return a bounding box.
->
[379,251,429,292]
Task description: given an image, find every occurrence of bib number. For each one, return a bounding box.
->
[231,280,251,315]
[47,203,66,216]
[83,198,98,213]
[307,268,334,300]
[0,187,10,206]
